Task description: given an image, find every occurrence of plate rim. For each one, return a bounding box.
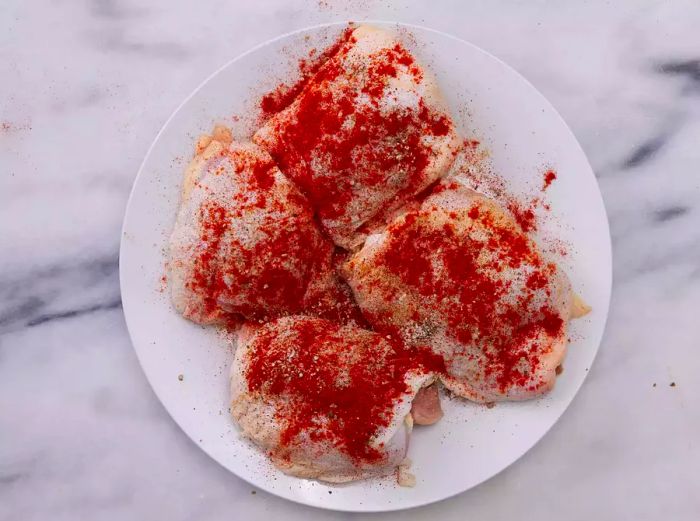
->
[119,19,613,513]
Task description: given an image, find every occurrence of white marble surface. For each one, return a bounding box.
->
[1,0,699,519]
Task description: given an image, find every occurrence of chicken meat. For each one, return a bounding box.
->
[342,182,590,402]
[168,127,359,326]
[254,25,461,249]
[230,315,442,482]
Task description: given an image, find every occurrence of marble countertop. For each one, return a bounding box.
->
[2,1,699,519]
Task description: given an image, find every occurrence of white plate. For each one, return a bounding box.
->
[120,21,612,512]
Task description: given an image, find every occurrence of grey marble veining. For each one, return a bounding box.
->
[1,1,699,520]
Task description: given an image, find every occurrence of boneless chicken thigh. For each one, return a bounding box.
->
[168,128,359,326]
[254,25,461,249]
[343,182,589,403]
[230,316,443,482]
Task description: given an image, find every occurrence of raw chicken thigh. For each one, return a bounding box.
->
[168,127,359,326]
[343,182,589,402]
[254,25,461,249]
[230,315,442,482]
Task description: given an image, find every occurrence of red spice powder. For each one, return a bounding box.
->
[245,317,444,462]
[526,271,548,290]
[448,141,561,236]
[259,29,453,234]
[507,200,537,233]
[184,150,342,323]
[224,219,324,320]
[543,169,557,190]
[188,201,229,317]
[309,249,369,326]
[249,158,275,190]
[507,169,558,232]
[260,27,355,117]
[368,201,564,392]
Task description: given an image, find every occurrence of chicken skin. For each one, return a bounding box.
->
[230,316,442,482]
[168,128,359,326]
[343,182,589,402]
[254,25,461,250]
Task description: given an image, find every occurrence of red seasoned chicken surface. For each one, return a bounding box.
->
[343,182,586,402]
[254,26,461,250]
[230,316,443,482]
[168,128,360,326]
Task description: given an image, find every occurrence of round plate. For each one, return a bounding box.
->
[120,21,611,512]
